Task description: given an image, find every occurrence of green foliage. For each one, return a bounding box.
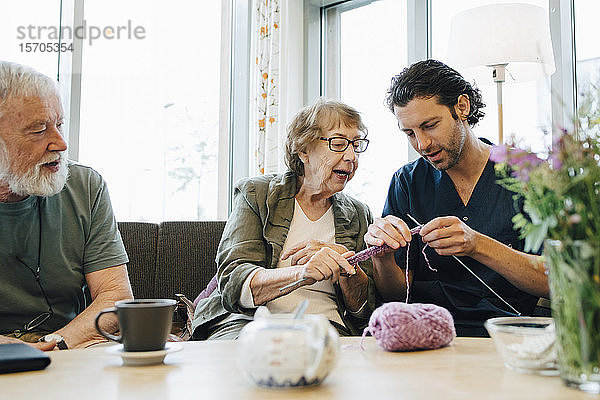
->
[491,85,600,386]
[491,102,600,253]
[545,240,600,382]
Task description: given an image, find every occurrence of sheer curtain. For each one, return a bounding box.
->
[250,0,302,175]
[250,0,303,176]
[250,0,281,175]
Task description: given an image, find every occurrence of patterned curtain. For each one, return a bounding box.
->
[251,0,281,175]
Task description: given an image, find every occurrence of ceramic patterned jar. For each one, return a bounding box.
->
[237,308,340,388]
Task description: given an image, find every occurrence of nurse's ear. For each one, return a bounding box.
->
[455,94,471,121]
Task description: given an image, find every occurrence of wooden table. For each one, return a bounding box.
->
[1,337,596,399]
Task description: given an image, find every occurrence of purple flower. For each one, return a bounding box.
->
[511,166,534,182]
[512,151,543,169]
[495,146,544,182]
[489,145,509,163]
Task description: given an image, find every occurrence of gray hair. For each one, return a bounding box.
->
[285,98,367,176]
[0,61,60,118]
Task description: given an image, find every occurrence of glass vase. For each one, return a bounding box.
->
[545,239,600,394]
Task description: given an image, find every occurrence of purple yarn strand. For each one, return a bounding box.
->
[402,225,438,303]
[405,241,410,303]
[421,244,437,272]
[409,225,422,235]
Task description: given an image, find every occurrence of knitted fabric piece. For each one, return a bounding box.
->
[193,274,218,306]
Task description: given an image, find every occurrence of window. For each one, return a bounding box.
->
[6,1,594,222]
[322,0,409,216]
[320,0,558,215]
[431,0,552,153]
[0,0,62,79]
[77,0,223,221]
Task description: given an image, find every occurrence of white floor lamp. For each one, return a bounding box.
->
[447,3,555,144]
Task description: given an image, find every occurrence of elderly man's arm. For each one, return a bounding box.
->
[53,264,133,349]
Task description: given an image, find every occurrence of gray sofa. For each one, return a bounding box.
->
[117,221,226,301]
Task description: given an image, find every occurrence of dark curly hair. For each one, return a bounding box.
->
[385,59,485,127]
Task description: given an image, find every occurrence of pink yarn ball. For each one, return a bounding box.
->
[366,302,456,351]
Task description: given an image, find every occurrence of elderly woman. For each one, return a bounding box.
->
[192,98,375,339]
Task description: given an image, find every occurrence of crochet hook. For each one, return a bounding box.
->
[406,213,521,316]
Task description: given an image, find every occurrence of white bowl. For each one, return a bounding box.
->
[485,316,558,375]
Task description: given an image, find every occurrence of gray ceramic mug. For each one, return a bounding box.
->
[95,299,176,352]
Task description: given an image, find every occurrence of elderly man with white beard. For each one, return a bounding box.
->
[0,61,133,350]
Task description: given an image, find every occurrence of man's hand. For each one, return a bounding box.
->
[31,340,59,351]
[364,215,413,253]
[281,240,348,266]
[419,216,478,256]
[0,335,57,351]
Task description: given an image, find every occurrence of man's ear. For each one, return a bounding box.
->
[455,94,471,120]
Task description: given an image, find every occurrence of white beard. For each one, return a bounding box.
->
[0,151,69,197]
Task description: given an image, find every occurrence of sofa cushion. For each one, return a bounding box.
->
[154,221,226,299]
[117,222,159,299]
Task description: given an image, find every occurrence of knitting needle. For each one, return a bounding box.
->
[279,277,307,292]
[278,238,411,292]
[277,249,377,292]
[406,213,521,316]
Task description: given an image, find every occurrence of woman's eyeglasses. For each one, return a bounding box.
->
[320,137,370,153]
[12,197,53,337]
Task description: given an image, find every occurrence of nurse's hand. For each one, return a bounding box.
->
[419,216,479,257]
[364,215,413,256]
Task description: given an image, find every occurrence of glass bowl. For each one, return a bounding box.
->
[485,316,558,375]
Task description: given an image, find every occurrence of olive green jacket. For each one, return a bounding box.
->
[192,171,376,339]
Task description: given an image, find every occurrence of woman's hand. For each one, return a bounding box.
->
[364,215,413,256]
[299,248,356,284]
[420,216,478,257]
[281,240,349,266]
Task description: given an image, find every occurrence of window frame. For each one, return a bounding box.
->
[60,0,239,219]
[59,0,82,162]
[310,0,579,155]
[228,0,252,216]
[312,0,431,161]
[549,0,577,136]
[53,0,579,219]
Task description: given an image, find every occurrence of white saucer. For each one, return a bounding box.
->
[106,342,183,366]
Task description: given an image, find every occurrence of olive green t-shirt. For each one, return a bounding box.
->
[0,162,129,335]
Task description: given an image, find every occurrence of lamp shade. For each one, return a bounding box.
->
[447,3,555,83]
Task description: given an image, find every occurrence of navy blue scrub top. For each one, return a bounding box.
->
[382,142,538,337]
